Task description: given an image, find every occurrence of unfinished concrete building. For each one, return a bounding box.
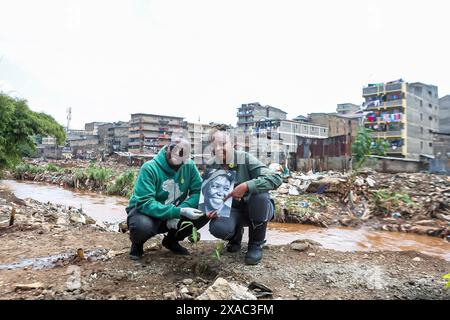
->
[308,112,361,140]
[430,95,450,173]
[237,102,287,130]
[128,113,186,154]
[186,122,214,158]
[336,103,360,115]
[362,79,439,159]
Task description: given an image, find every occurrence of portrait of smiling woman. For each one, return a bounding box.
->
[198,169,236,218]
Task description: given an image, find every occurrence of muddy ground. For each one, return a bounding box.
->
[0,188,449,300]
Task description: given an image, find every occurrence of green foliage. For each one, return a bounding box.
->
[371,189,416,214]
[18,142,38,157]
[444,273,450,290]
[0,93,66,171]
[12,163,46,179]
[352,128,389,169]
[212,242,225,261]
[85,164,114,188]
[45,163,60,172]
[106,169,137,197]
[73,168,86,181]
[179,221,199,246]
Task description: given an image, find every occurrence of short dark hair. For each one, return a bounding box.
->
[208,124,231,143]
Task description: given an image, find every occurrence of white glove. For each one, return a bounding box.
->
[166,218,180,230]
[180,207,204,220]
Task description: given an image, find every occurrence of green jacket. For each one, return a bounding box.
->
[206,150,282,198]
[127,146,202,219]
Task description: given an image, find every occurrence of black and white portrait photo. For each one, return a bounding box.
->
[198,169,236,218]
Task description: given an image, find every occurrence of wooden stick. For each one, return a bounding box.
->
[9,207,16,226]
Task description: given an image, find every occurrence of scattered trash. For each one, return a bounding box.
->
[391,212,402,219]
[248,282,273,298]
[298,201,309,208]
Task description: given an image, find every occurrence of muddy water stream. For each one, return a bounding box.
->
[2,179,449,261]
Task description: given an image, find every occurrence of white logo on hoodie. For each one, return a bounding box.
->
[162,179,182,205]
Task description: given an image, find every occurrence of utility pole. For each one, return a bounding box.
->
[66,107,72,132]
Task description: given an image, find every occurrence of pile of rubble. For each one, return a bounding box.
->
[0,191,116,233]
[271,169,450,239]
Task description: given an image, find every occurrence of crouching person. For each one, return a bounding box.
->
[126,137,209,260]
[206,126,283,265]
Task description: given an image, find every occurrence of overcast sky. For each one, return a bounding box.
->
[1,0,449,129]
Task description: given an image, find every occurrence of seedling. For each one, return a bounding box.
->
[444,273,450,290]
[212,242,225,261]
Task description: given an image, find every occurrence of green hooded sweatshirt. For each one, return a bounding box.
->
[127,146,202,220]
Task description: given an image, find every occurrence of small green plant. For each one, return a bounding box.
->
[45,163,60,172]
[444,273,450,290]
[212,242,225,260]
[371,189,418,214]
[178,221,199,245]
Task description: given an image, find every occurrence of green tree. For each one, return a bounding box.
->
[0,93,66,171]
[352,127,389,169]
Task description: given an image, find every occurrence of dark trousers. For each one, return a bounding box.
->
[208,192,274,241]
[127,208,209,245]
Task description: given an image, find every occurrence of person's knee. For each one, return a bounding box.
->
[128,214,157,243]
[247,193,273,221]
[209,220,235,240]
[248,192,270,204]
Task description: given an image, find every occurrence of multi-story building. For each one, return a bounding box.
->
[308,112,361,139]
[128,113,186,154]
[106,121,130,153]
[336,103,360,115]
[439,95,450,133]
[69,135,100,159]
[430,95,450,173]
[362,79,439,159]
[85,122,108,135]
[186,122,214,156]
[237,102,287,129]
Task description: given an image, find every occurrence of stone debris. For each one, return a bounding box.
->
[196,277,257,300]
[270,170,450,239]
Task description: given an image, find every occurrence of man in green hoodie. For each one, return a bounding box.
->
[126,137,208,260]
[206,126,282,265]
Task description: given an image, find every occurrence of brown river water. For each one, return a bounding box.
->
[2,179,449,261]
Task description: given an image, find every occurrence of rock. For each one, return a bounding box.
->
[147,242,161,251]
[180,287,190,294]
[288,186,299,196]
[15,282,44,291]
[412,257,422,262]
[66,266,81,291]
[196,277,257,300]
[163,291,177,300]
[69,212,86,224]
[308,253,316,257]
[278,187,289,194]
[292,238,322,247]
[366,177,376,187]
[182,278,194,285]
[290,243,309,252]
